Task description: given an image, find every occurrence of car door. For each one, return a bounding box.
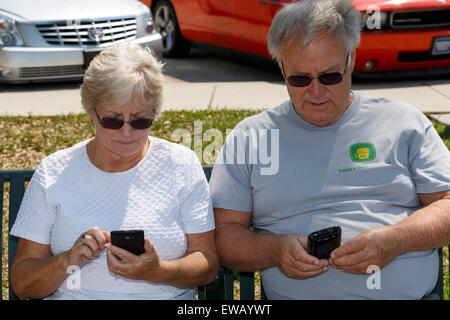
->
[256,0,293,57]
[191,0,289,57]
[215,0,271,55]
[189,0,237,48]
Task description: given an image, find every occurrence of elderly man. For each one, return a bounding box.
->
[209,0,450,299]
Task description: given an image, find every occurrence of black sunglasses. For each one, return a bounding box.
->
[94,109,153,130]
[281,52,350,87]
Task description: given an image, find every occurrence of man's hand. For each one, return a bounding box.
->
[274,234,329,279]
[329,226,400,274]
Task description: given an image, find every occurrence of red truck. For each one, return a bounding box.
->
[141,0,450,73]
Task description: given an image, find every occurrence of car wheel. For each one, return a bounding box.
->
[153,0,191,57]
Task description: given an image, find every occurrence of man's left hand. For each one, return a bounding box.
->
[329,226,401,274]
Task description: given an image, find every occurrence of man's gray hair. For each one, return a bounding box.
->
[81,43,164,118]
[268,0,361,60]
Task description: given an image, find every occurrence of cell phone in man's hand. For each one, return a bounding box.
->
[307,226,341,259]
[110,230,145,255]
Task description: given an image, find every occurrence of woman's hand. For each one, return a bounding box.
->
[106,239,161,281]
[107,231,218,288]
[66,227,110,268]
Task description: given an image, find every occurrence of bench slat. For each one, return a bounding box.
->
[8,173,27,301]
[198,267,226,300]
[239,272,255,300]
[437,247,444,298]
[1,175,4,299]
[223,267,235,300]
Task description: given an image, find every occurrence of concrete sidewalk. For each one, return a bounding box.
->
[162,79,450,112]
[162,79,450,124]
[1,77,449,124]
[1,48,448,122]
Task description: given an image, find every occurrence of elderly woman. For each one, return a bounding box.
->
[10,43,218,300]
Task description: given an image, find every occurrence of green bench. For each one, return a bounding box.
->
[1,167,448,300]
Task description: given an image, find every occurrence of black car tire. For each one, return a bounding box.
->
[153,0,191,58]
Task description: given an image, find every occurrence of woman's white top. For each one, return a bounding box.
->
[11,137,215,300]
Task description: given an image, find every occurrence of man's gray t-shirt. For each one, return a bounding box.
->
[209,92,450,299]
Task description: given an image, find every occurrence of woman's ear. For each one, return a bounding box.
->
[349,50,357,73]
[87,110,95,125]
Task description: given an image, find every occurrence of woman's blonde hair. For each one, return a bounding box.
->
[81,43,164,118]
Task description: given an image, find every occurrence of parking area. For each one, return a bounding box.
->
[0,47,449,123]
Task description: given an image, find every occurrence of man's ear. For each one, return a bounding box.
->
[277,59,287,79]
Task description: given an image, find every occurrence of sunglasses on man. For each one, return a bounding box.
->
[94,109,153,130]
[281,51,350,87]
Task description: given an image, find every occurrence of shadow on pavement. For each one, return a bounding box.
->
[1,47,449,92]
[162,47,450,89]
[161,48,283,83]
[0,80,82,93]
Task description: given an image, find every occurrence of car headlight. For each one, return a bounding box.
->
[0,14,24,47]
[136,2,154,33]
[360,11,390,30]
[146,13,154,33]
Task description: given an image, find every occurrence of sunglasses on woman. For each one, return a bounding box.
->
[281,52,350,87]
[94,109,153,130]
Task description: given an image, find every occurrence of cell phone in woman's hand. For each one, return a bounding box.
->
[110,230,145,255]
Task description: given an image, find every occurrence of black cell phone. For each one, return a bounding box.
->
[307,226,341,259]
[110,230,145,255]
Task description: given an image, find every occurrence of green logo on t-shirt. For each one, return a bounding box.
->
[350,143,376,162]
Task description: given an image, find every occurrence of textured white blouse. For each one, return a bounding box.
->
[11,137,215,299]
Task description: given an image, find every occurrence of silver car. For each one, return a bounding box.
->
[0,0,162,83]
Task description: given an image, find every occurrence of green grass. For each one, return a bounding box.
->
[430,117,450,150]
[0,110,261,170]
[431,115,450,298]
[1,110,449,300]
